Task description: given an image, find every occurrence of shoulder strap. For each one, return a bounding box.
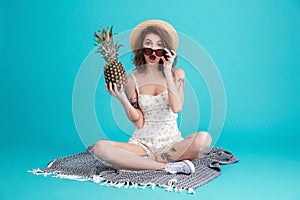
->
[131,74,140,95]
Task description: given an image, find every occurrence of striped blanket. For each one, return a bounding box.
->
[28,147,238,194]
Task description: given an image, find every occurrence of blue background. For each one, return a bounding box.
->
[1,0,300,199]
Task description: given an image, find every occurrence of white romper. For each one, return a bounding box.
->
[128,74,184,157]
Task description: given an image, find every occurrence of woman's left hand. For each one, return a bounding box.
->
[161,48,176,72]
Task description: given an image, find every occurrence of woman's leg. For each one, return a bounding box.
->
[151,131,212,163]
[92,140,165,170]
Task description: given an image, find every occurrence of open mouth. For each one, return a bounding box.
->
[149,55,156,60]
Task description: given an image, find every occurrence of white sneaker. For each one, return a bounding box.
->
[165,160,195,175]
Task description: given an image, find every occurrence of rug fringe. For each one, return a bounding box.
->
[27,169,90,182]
[151,183,156,190]
[164,178,177,192]
[124,181,130,188]
[188,188,195,194]
[174,187,185,192]
[28,169,195,194]
[92,175,104,183]
[52,174,89,182]
[139,184,148,189]
[115,182,125,188]
[27,169,53,177]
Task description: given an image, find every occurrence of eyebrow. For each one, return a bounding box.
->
[144,39,163,43]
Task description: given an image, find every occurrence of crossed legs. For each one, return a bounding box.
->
[151,131,212,163]
[92,131,212,170]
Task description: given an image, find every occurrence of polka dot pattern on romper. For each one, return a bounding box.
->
[128,74,183,156]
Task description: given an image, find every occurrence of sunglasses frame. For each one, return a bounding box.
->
[142,48,166,57]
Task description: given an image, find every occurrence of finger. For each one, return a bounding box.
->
[165,48,176,60]
[161,56,167,63]
[164,48,171,54]
[166,49,175,59]
[170,50,176,57]
[109,81,114,93]
[163,48,171,57]
[113,83,118,92]
[105,84,109,92]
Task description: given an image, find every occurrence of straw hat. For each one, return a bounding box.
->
[130,19,178,51]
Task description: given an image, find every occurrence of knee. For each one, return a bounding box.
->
[92,140,111,161]
[191,131,212,156]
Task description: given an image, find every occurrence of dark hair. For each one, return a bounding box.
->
[132,26,177,75]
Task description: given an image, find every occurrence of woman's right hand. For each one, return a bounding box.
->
[105,82,126,101]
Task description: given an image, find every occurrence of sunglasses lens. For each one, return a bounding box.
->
[143,48,166,57]
[155,49,164,57]
[143,48,153,56]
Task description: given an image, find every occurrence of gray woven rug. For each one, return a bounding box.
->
[28,148,238,194]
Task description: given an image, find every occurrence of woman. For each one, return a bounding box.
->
[91,20,212,174]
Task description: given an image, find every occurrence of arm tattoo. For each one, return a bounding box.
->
[178,78,185,90]
[129,99,141,122]
[130,97,140,109]
[130,101,140,109]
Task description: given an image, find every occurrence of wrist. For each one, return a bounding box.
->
[118,91,127,102]
[164,70,173,79]
[164,67,172,74]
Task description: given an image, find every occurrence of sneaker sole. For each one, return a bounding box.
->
[182,160,195,174]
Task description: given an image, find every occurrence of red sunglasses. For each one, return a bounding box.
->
[142,48,166,57]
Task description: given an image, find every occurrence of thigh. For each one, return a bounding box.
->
[168,134,197,159]
[153,132,211,162]
[109,141,147,156]
[171,132,211,160]
[151,134,197,162]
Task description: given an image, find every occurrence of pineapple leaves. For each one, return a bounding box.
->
[93,25,120,63]
[109,26,113,37]
[93,25,128,90]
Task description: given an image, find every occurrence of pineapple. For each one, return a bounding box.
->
[94,26,127,91]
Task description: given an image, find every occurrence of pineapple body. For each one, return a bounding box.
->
[94,27,127,90]
[104,60,128,90]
